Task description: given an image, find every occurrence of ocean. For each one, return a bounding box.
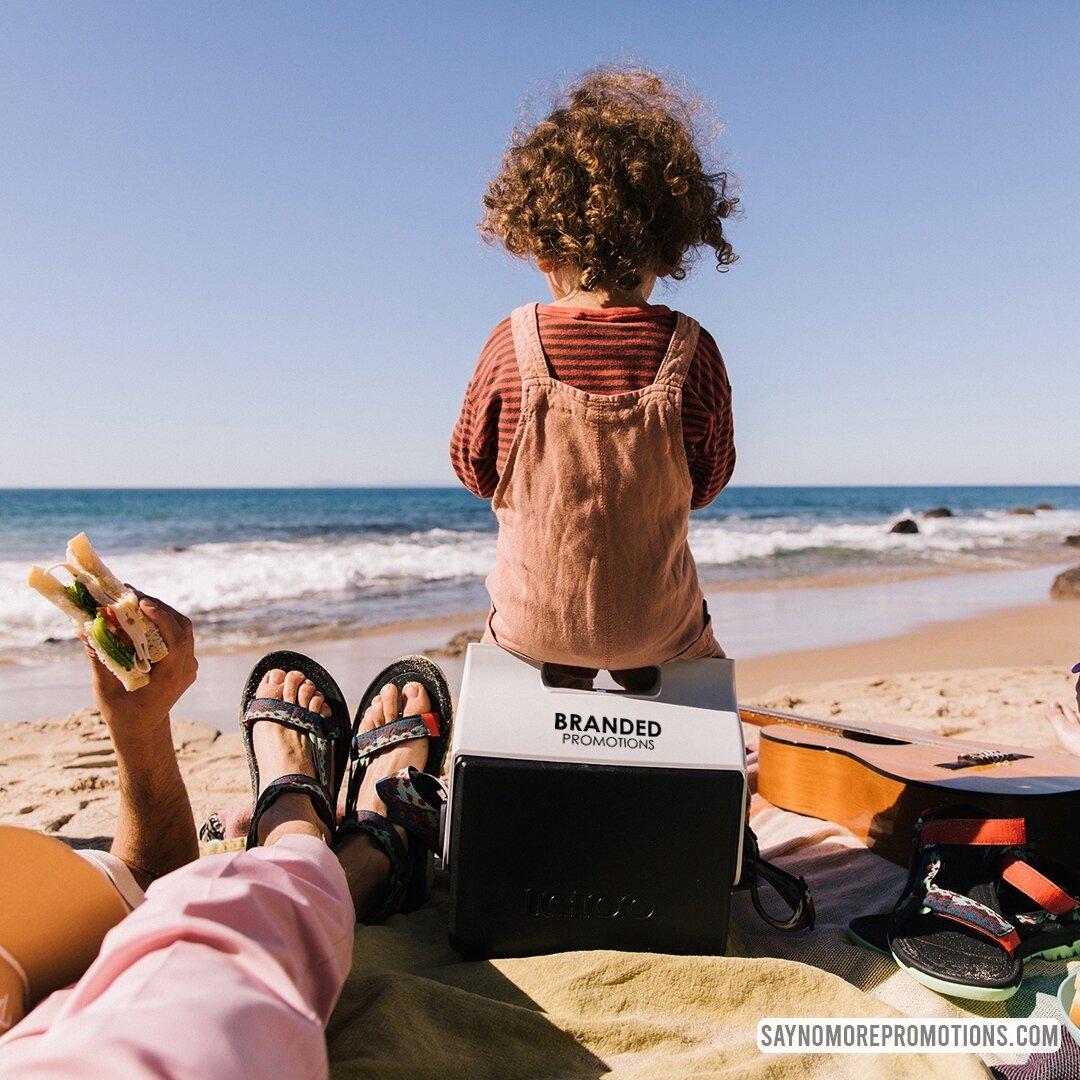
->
[2,485,1079,665]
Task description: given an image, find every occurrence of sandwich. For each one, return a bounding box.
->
[28,533,167,691]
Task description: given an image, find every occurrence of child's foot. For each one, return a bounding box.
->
[334,681,431,918]
[249,668,333,846]
[1048,698,1080,758]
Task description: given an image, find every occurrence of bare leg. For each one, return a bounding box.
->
[335,680,430,917]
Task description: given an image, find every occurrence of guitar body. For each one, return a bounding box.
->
[739,706,1080,867]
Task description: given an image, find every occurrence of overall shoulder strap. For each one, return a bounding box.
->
[653,313,701,390]
[509,304,551,380]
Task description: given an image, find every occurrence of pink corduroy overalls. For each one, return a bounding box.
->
[483,303,724,672]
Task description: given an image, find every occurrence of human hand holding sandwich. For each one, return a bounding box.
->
[80,591,198,733]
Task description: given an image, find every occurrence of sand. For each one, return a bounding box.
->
[1,596,1077,846]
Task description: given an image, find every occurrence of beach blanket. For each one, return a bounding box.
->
[322,751,1017,1079]
[328,882,990,1079]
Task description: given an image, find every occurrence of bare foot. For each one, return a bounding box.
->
[1048,699,1080,758]
[250,669,333,847]
[335,681,430,918]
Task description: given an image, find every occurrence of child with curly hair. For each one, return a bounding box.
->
[451,67,738,688]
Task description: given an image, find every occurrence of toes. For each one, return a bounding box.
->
[256,669,286,699]
[378,682,400,722]
[281,670,306,704]
[297,677,331,718]
[358,682,402,735]
[356,679,433,734]
[400,681,431,717]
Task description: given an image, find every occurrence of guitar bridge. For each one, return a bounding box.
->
[936,750,1032,770]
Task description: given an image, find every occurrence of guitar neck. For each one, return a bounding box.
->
[737,703,980,753]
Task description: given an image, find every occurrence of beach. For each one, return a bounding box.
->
[2,581,1077,845]
[3,565,1079,1078]
[2,483,1078,840]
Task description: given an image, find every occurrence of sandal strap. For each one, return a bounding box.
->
[339,809,411,924]
[918,817,1027,847]
[740,825,815,932]
[245,698,345,741]
[199,812,226,843]
[1001,854,1080,915]
[244,698,348,795]
[247,773,335,850]
[352,712,440,760]
[376,766,447,852]
[921,883,1022,956]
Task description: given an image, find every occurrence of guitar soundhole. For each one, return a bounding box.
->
[839,729,911,746]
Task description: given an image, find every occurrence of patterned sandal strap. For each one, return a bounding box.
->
[245,698,346,742]
[199,812,226,843]
[921,883,1022,957]
[339,809,411,924]
[375,766,447,853]
[352,712,440,761]
[247,773,336,850]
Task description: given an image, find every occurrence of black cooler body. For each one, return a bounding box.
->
[443,645,746,959]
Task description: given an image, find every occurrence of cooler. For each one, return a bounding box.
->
[443,643,747,958]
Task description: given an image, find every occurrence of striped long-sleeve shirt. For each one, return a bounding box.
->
[450,303,735,508]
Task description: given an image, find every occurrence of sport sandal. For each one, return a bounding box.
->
[338,655,453,923]
[241,651,350,850]
[852,844,1080,964]
[887,809,1027,1001]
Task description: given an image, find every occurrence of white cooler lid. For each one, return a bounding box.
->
[449,644,746,773]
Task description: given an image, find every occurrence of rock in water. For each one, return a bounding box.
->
[1051,566,1080,600]
[890,518,919,534]
[1007,507,1036,515]
[1066,535,1080,548]
[1036,502,1055,510]
[924,507,953,518]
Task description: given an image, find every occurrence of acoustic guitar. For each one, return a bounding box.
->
[737,705,1080,867]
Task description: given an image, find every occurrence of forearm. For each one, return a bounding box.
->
[109,716,198,888]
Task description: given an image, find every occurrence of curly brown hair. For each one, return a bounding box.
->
[480,67,738,291]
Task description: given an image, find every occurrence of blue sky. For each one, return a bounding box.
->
[1,2,1077,487]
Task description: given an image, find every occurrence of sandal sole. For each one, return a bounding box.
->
[891,949,1021,1002]
[853,912,1080,966]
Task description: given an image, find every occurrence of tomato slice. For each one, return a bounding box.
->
[99,606,134,648]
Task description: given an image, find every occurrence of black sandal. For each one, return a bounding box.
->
[337,655,453,923]
[851,833,1080,967]
[241,651,350,850]
[887,809,1027,1001]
